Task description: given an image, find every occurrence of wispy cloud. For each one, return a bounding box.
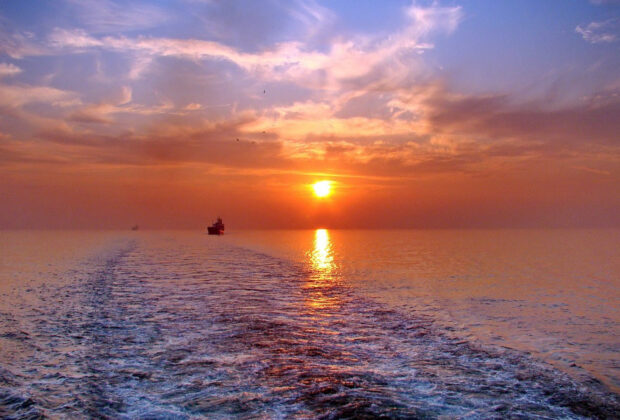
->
[576,18,619,43]
[0,26,45,58]
[48,2,462,89]
[68,86,132,124]
[0,62,21,77]
[589,0,620,5]
[286,0,336,37]
[573,165,612,176]
[0,83,79,108]
[424,85,620,148]
[64,0,169,33]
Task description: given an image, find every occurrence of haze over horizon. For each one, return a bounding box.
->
[1,0,619,229]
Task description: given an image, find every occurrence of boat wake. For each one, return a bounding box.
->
[0,235,617,418]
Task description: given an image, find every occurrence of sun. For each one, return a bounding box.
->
[312,180,332,198]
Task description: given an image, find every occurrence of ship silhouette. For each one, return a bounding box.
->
[207,217,225,235]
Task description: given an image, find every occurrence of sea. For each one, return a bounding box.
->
[0,229,618,418]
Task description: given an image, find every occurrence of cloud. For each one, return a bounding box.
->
[33,113,289,170]
[0,63,21,77]
[2,82,618,189]
[424,86,620,148]
[47,2,462,89]
[589,0,620,5]
[0,83,79,108]
[49,28,103,49]
[0,26,45,59]
[576,18,619,43]
[64,0,169,33]
[0,73,81,135]
[65,86,195,125]
[5,1,615,181]
[405,3,462,39]
[285,0,336,37]
[259,82,620,177]
[573,165,612,176]
[193,0,336,52]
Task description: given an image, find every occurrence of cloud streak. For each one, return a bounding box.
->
[0,62,21,77]
[64,0,169,33]
[576,18,619,43]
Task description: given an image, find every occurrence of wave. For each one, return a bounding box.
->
[0,235,617,418]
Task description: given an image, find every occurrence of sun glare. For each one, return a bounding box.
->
[312,181,332,198]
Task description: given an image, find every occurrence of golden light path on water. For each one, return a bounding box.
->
[311,229,333,273]
[0,231,618,417]
[304,229,340,311]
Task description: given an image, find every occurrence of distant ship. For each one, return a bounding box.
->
[207,217,225,235]
[131,225,139,231]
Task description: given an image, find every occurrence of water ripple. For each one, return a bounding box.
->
[0,233,617,418]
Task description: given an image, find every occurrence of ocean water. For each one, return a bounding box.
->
[0,229,618,418]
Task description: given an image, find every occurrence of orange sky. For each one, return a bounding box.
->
[1,1,619,229]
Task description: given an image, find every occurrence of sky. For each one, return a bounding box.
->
[0,0,619,229]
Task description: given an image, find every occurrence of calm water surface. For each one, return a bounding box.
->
[0,229,618,418]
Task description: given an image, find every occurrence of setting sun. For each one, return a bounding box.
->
[312,181,332,198]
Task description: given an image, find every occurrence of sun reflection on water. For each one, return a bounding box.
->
[305,229,340,311]
[311,229,334,274]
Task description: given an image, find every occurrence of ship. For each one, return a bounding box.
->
[207,217,225,235]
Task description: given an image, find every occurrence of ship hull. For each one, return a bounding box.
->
[207,227,224,235]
